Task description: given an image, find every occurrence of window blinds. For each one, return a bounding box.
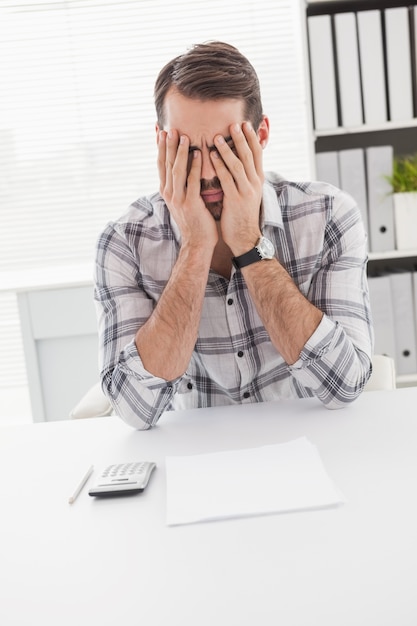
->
[0,0,312,389]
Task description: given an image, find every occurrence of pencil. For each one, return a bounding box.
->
[68,465,94,504]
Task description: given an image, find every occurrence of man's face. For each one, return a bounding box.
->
[158,88,246,220]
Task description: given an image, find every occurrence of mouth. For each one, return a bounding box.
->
[201,189,224,204]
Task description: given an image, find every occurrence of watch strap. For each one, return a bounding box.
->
[232,247,263,270]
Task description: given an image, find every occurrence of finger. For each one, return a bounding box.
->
[213,131,241,168]
[171,134,190,194]
[166,128,180,169]
[157,130,168,193]
[229,122,260,184]
[242,121,264,181]
[186,149,202,201]
[164,129,181,199]
[213,132,247,189]
[210,148,236,195]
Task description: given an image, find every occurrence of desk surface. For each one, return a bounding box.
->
[1,388,417,626]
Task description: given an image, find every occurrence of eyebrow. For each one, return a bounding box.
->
[188,135,234,153]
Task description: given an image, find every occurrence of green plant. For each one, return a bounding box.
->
[386,153,417,193]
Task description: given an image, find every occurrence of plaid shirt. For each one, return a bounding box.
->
[94,172,373,429]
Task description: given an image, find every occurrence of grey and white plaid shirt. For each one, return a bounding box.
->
[94,172,373,429]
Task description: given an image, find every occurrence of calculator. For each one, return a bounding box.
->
[88,461,156,497]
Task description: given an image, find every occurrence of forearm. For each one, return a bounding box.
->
[241,258,371,406]
[241,259,323,364]
[135,243,212,380]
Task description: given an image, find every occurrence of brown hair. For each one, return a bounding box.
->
[154,41,264,130]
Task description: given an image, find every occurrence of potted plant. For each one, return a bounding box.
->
[386,153,417,250]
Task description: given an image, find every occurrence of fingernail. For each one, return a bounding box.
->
[215,135,225,145]
[234,123,241,133]
[168,129,174,139]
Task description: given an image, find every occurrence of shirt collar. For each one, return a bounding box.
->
[261,173,284,230]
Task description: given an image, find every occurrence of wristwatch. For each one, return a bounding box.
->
[232,236,275,270]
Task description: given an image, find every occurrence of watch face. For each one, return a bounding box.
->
[257,236,274,258]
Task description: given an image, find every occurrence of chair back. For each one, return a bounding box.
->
[364,354,396,392]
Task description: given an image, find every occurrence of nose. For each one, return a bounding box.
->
[200,147,217,181]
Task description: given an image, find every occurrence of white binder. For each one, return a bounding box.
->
[389,272,417,376]
[338,148,369,236]
[308,14,338,131]
[315,152,340,187]
[365,146,395,252]
[334,13,362,128]
[357,10,387,125]
[385,7,414,122]
[368,275,396,361]
[413,271,417,361]
[415,8,417,93]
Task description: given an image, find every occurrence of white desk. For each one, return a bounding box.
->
[1,389,416,625]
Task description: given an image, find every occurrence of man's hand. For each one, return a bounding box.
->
[210,121,264,255]
[157,129,218,251]
[136,129,220,382]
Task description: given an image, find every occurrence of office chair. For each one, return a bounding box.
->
[69,381,113,419]
[363,354,396,392]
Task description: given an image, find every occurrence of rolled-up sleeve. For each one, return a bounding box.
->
[94,220,181,429]
[288,188,374,408]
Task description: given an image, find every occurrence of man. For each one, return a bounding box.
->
[94,41,373,430]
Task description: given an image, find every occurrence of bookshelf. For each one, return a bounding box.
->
[305,0,417,386]
[368,249,417,262]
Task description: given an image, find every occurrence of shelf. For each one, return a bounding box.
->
[368,250,417,261]
[306,0,417,393]
[307,0,416,16]
[315,119,417,139]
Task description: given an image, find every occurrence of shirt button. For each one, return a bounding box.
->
[227,298,234,305]
[237,351,244,358]
[187,382,193,390]
[243,392,250,399]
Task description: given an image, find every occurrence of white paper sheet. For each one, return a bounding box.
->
[165,437,344,526]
